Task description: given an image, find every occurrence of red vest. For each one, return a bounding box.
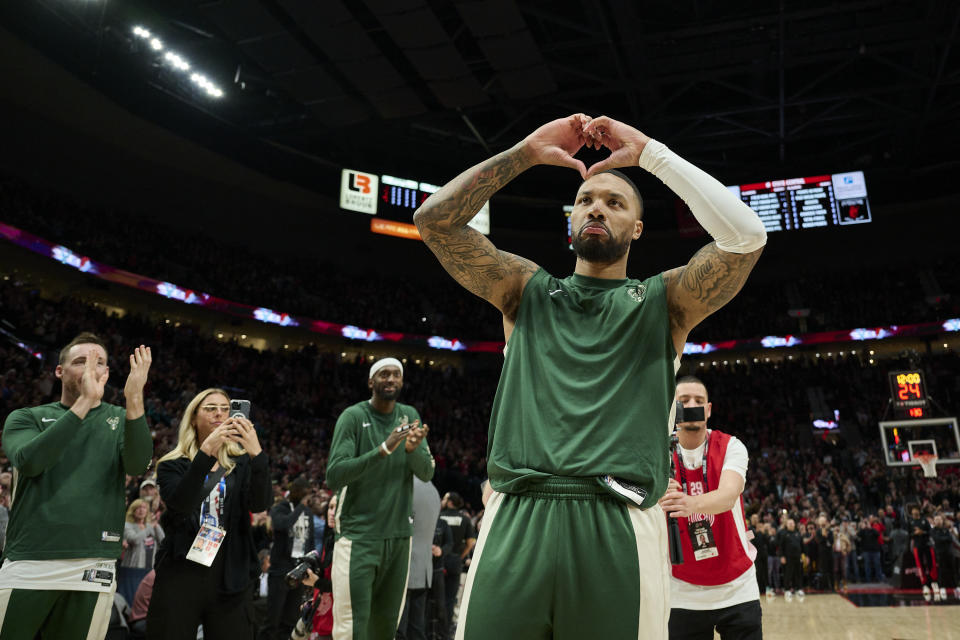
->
[671,430,755,586]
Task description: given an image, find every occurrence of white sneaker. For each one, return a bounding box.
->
[785,590,794,602]
[933,582,941,602]
[923,585,931,602]
[797,589,805,601]
[765,587,774,599]
[941,587,949,601]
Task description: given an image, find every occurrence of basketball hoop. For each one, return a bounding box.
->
[915,452,938,478]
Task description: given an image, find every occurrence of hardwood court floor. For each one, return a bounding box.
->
[759,592,960,639]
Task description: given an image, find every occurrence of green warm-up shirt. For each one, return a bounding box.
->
[2,401,153,560]
[488,269,678,508]
[326,400,435,540]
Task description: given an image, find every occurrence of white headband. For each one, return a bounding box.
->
[369,357,403,379]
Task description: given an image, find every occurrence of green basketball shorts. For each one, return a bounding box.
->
[455,478,670,640]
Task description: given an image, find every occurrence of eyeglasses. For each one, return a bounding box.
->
[199,404,230,414]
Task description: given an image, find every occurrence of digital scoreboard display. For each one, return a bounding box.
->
[888,370,929,418]
[340,170,489,237]
[727,171,871,233]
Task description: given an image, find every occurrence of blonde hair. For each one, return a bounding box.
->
[158,388,245,475]
[126,498,149,523]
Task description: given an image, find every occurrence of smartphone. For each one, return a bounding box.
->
[230,399,251,420]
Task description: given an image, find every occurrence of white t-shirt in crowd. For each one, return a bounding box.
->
[670,431,759,610]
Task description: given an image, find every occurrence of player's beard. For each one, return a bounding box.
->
[373,380,401,401]
[572,226,632,263]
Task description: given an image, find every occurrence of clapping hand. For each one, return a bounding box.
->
[405,421,429,453]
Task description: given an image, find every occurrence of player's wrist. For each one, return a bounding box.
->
[379,442,392,457]
[70,396,95,419]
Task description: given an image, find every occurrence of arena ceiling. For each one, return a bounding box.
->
[2,0,959,207]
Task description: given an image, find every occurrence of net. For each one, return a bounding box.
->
[915,453,938,478]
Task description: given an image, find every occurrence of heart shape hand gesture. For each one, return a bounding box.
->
[522,114,651,179]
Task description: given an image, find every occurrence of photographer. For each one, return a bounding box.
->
[146,389,271,639]
[289,495,337,640]
[264,477,315,640]
[659,376,761,640]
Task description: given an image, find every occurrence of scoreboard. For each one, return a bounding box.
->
[727,171,871,233]
[339,169,489,237]
[888,370,929,418]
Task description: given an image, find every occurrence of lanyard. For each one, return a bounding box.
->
[201,473,227,527]
[677,432,710,495]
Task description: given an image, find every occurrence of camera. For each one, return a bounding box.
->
[285,550,321,588]
[674,401,705,425]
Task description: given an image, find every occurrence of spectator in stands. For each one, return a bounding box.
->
[750,514,768,596]
[857,518,884,583]
[147,388,271,639]
[931,514,957,601]
[764,522,781,597]
[815,516,834,591]
[128,569,156,640]
[778,518,804,601]
[0,335,153,638]
[119,498,165,604]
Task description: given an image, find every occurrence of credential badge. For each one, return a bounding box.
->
[628,283,646,303]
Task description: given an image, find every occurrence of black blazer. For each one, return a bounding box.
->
[155,450,271,594]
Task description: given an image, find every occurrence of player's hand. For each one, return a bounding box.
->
[659,489,701,518]
[582,116,651,177]
[781,556,786,565]
[521,114,592,178]
[665,478,681,493]
[431,544,443,557]
[383,420,414,455]
[79,347,109,402]
[231,416,262,457]
[123,345,152,399]
[405,422,429,453]
[199,419,239,456]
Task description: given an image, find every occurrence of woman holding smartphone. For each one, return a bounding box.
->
[147,388,271,640]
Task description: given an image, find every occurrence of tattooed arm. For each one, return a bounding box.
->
[414,114,593,322]
[662,245,763,354]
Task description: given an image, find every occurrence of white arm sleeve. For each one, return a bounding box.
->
[638,139,767,254]
[720,436,749,480]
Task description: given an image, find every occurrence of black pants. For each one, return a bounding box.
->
[261,573,304,640]
[398,588,429,640]
[443,559,462,633]
[754,556,767,593]
[935,548,956,589]
[147,557,255,640]
[783,556,803,591]
[817,553,834,590]
[669,600,762,640]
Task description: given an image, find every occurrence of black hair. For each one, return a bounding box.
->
[677,375,707,391]
[599,169,644,220]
